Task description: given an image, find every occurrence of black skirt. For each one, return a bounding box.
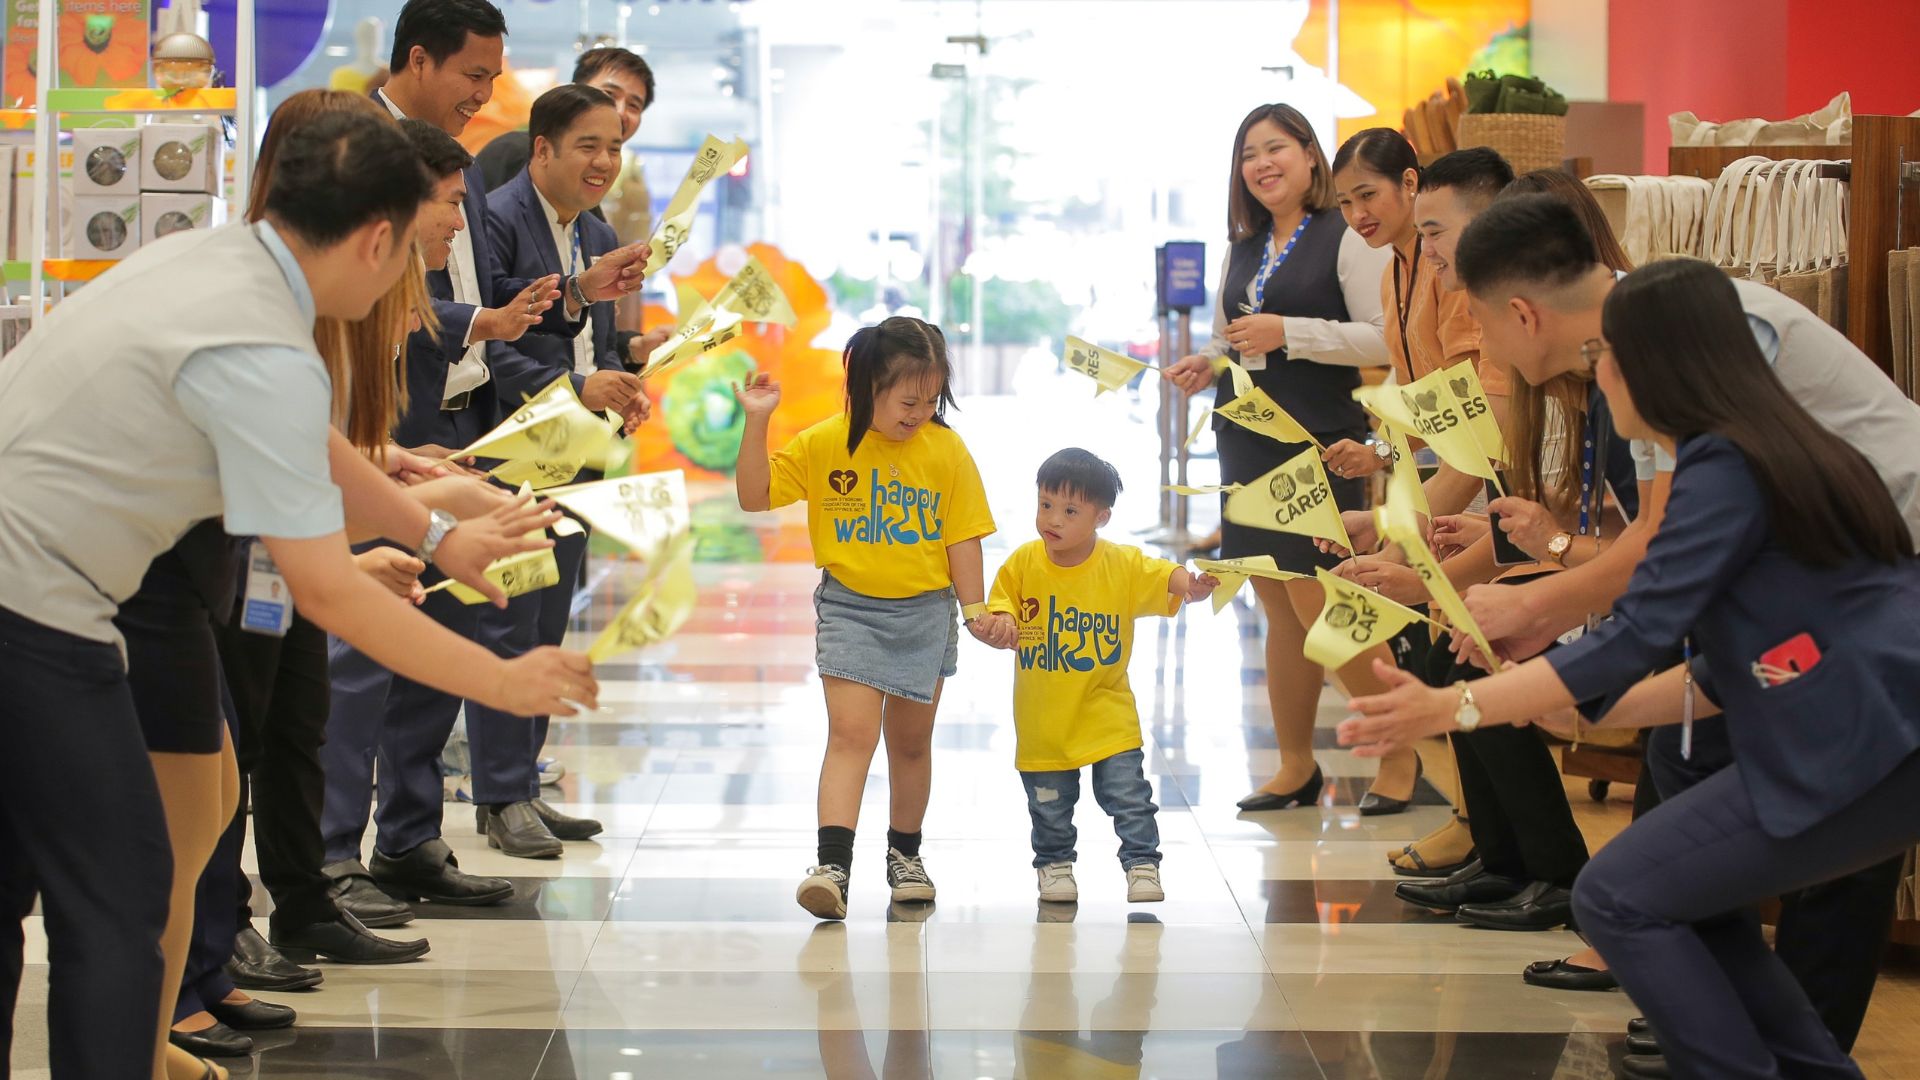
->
[1216,421,1368,573]
[113,519,244,755]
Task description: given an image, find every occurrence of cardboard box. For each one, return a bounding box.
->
[140,122,221,194]
[71,194,137,259]
[74,128,141,196]
[140,192,220,245]
[55,0,149,90]
[12,147,74,259]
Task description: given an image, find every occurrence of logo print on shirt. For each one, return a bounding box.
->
[1017,596,1123,673]
[828,470,858,496]
[1019,597,1040,622]
[829,470,945,546]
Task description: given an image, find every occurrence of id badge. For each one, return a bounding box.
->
[240,539,293,636]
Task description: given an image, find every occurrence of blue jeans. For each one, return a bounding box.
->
[1019,748,1161,869]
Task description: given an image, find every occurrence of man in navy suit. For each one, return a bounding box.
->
[465,84,650,856]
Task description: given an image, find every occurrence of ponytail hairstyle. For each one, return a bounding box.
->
[842,315,957,454]
[1603,259,1912,566]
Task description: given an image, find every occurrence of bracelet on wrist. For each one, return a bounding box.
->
[961,602,989,623]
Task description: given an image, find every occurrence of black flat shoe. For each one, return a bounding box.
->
[226,927,323,992]
[1626,1032,1662,1057]
[271,912,432,965]
[1620,1053,1671,1079]
[1237,767,1324,812]
[169,1022,253,1058]
[1522,957,1618,991]
[1358,756,1423,816]
[1456,881,1575,931]
[323,858,417,928]
[371,838,515,904]
[207,996,297,1031]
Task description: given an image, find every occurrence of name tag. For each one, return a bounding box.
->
[240,539,292,636]
[1240,351,1268,371]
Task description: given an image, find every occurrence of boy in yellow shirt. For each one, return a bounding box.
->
[979,449,1217,903]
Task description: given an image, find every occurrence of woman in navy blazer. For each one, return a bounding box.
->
[1338,258,1920,1080]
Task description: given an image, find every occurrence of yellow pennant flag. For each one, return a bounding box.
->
[1164,482,1242,496]
[1210,355,1255,397]
[1302,567,1429,671]
[426,546,562,605]
[1223,446,1352,550]
[1191,554,1309,613]
[490,457,587,490]
[1061,336,1151,395]
[1214,386,1323,449]
[1183,406,1211,450]
[588,532,698,662]
[643,257,795,379]
[644,134,749,276]
[1358,368,1502,486]
[1441,361,1507,466]
[457,376,613,467]
[1383,518,1498,667]
[1377,421,1429,538]
[545,469,691,562]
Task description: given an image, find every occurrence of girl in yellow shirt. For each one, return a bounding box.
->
[733,316,997,920]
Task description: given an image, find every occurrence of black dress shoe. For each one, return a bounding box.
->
[1236,767,1324,812]
[1620,1053,1671,1079]
[1358,757,1422,816]
[226,927,323,992]
[371,838,516,904]
[169,1022,253,1058]
[323,858,417,928]
[1394,866,1524,912]
[1457,881,1575,931]
[1628,1017,1654,1036]
[531,798,603,841]
[270,911,432,965]
[484,802,565,858]
[208,996,297,1031]
[1626,1032,1662,1057]
[1522,957,1618,991]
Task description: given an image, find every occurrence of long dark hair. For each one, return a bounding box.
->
[1331,126,1418,185]
[1603,259,1911,565]
[842,316,956,454]
[1227,103,1335,242]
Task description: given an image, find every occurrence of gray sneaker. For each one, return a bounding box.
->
[1126,863,1165,903]
[1036,861,1078,903]
[797,864,850,920]
[885,848,936,903]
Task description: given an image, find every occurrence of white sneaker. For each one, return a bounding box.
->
[537,757,566,785]
[1126,864,1164,903]
[885,848,937,903]
[1037,861,1078,903]
[797,865,850,920]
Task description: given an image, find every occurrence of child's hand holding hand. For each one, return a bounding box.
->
[1185,571,1220,603]
[969,611,1017,650]
[732,373,782,418]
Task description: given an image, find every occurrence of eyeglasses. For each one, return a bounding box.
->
[1579,338,1611,367]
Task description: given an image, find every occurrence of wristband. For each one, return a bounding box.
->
[961,602,989,623]
[568,274,591,309]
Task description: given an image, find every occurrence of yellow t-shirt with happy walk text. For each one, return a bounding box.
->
[988,539,1181,772]
[769,413,995,599]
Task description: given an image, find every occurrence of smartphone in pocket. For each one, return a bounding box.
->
[1485,475,1530,566]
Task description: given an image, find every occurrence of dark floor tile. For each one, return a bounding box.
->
[236,1027,554,1078]
[1238,879,1460,925]
[1303,1030,1625,1080]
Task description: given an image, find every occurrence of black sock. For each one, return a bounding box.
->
[818,826,855,871]
[886,828,922,857]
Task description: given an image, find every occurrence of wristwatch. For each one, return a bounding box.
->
[417,508,459,565]
[567,273,591,310]
[1371,440,1393,462]
[1546,532,1573,566]
[1453,684,1482,732]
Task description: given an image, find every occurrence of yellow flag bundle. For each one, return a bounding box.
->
[428,546,562,605]
[1213,386,1323,449]
[588,532,699,662]
[1354,366,1502,487]
[643,256,797,379]
[1440,361,1507,466]
[1191,554,1308,613]
[1302,567,1429,671]
[1376,421,1430,539]
[1223,446,1352,550]
[458,376,614,488]
[1061,336,1151,395]
[1382,518,1499,667]
[544,469,691,563]
[643,134,749,276]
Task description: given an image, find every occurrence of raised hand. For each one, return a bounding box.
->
[580,242,651,302]
[429,494,562,607]
[1163,354,1215,395]
[490,646,599,716]
[473,275,562,344]
[733,373,782,418]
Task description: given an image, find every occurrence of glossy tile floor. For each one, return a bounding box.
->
[11,395,1657,1078]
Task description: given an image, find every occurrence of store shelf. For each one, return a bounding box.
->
[43,87,237,115]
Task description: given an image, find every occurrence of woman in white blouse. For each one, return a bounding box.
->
[1165,103,1408,813]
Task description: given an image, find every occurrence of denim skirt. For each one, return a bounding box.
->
[814,571,958,704]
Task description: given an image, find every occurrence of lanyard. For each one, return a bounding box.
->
[1253,214,1312,310]
[1577,406,1605,539]
[1681,637,1695,760]
[1390,237,1421,379]
[564,218,584,278]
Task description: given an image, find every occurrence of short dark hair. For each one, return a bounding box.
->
[264,111,431,247]
[1331,127,1418,184]
[389,0,506,73]
[1420,147,1514,210]
[574,47,655,109]
[842,316,954,455]
[1037,448,1123,509]
[398,118,472,179]
[530,84,616,149]
[1455,192,1600,298]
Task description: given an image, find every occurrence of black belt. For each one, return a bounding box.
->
[441,390,473,412]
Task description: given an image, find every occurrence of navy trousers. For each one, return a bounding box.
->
[320,573,479,863]
[0,605,172,1079]
[1644,719,1904,1052]
[1574,749,1920,1079]
[466,527,587,805]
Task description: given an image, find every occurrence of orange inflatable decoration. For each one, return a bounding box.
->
[57,9,145,88]
[457,61,542,154]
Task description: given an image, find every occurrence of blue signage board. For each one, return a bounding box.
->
[1157,241,1206,312]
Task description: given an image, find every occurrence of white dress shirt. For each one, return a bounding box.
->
[1199,226,1391,369]
[532,182,597,378]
